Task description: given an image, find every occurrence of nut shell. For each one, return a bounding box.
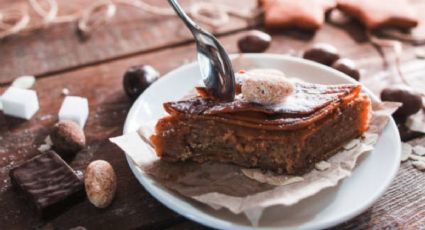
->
[85,160,117,208]
[50,120,86,160]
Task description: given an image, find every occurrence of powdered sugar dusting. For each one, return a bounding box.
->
[241,71,295,104]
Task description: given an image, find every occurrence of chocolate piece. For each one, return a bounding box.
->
[303,43,340,66]
[331,58,360,81]
[380,85,422,117]
[337,0,418,30]
[123,65,160,99]
[9,151,85,219]
[237,30,271,53]
[258,0,336,30]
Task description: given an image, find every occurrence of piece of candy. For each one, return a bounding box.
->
[1,87,39,119]
[58,96,89,128]
[240,70,295,104]
[9,150,85,219]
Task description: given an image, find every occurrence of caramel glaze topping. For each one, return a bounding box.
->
[163,82,362,131]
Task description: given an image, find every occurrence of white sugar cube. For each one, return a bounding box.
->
[1,87,39,119]
[58,96,89,128]
[11,75,36,89]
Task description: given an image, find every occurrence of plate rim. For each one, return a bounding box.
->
[123,54,401,230]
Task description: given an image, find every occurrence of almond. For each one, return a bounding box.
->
[50,120,86,159]
[240,70,294,104]
[85,160,117,208]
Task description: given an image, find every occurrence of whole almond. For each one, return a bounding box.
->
[50,120,86,159]
[85,160,117,208]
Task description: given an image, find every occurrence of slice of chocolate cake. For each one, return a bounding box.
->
[150,73,371,175]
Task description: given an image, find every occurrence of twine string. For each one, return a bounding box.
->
[380,29,425,46]
[368,32,425,97]
[28,0,58,24]
[78,1,117,35]
[367,31,410,86]
[0,7,30,38]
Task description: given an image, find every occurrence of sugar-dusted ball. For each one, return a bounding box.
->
[240,70,295,104]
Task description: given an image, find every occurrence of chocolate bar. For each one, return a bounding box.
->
[9,150,85,219]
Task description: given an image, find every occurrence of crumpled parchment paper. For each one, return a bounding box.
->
[110,102,400,226]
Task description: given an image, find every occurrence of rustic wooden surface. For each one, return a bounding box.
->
[0,0,424,229]
[0,0,257,84]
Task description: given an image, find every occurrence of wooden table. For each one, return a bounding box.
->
[0,0,424,229]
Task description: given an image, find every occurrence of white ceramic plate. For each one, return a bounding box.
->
[123,54,401,230]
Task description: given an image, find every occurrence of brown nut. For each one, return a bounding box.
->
[380,85,423,117]
[331,58,360,81]
[237,30,272,53]
[303,43,340,66]
[85,160,117,208]
[123,65,160,99]
[50,120,86,160]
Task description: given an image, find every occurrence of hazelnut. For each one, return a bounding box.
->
[331,58,360,81]
[303,43,340,66]
[380,85,423,117]
[85,160,117,208]
[237,30,272,53]
[50,120,86,160]
[123,65,160,99]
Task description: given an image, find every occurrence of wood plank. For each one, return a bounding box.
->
[1,19,424,229]
[0,0,257,84]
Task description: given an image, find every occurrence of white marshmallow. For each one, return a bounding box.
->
[1,87,39,119]
[58,96,89,128]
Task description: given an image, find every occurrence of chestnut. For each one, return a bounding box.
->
[237,30,272,53]
[303,43,340,66]
[123,65,160,99]
[381,85,423,117]
[331,58,360,81]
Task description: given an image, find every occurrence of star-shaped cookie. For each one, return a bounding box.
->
[259,0,336,30]
[337,0,419,30]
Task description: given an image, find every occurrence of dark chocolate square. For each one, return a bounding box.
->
[10,150,85,219]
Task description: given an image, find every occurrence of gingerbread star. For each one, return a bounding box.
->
[259,0,336,30]
[337,0,419,30]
